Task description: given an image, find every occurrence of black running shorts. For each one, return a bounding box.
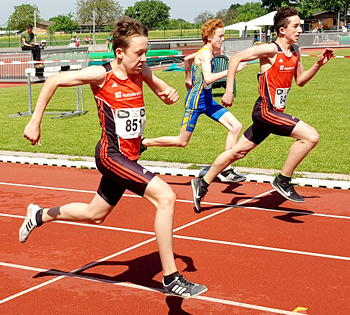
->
[244,97,300,145]
[95,141,155,206]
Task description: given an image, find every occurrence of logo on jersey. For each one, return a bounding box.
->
[134,76,142,87]
[279,58,284,63]
[117,109,130,118]
[112,82,118,88]
[115,91,121,99]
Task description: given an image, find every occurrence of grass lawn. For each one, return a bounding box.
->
[1,49,349,175]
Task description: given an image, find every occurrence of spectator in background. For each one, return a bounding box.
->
[68,38,76,48]
[105,33,113,52]
[84,35,92,44]
[40,39,47,49]
[20,25,41,64]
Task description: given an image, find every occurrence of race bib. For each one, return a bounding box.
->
[114,107,146,139]
[274,87,290,109]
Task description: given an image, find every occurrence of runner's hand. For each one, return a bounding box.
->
[24,121,42,146]
[317,48,334,66]
[237,61,248,72]
[158,87,179,103]
[222,91,234,107]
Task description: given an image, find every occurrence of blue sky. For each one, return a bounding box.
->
[1,0,248,26]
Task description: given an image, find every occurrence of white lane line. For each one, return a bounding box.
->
[0,237,156,305]
[0,261,306,314]
[1,180,349,221]
[174,235,350,262]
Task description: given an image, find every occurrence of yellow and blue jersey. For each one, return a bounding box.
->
[184,47,214,110]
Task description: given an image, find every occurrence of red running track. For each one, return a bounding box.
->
[0,162,350,315]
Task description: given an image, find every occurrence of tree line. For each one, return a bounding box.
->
[4,0,350,33]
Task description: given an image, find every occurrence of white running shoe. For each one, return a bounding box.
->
[19,203,42,243]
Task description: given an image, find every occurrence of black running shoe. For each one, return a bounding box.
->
[140,137,147,154]
[191,177,208,213]
[272,177,304,203]
[217,167,246,183]
[163,274,207,299]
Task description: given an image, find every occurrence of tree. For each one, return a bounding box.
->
[214,8,239,25]
[316,0,350,18]
[7,4,41,31]
[76,0,123,31]
[194,11,215,24]
[125,0,171,29]
[235,2,267,22]
[48,14,80,34]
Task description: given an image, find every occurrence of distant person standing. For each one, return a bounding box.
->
[40,39,47,49]
[20,24,41,64]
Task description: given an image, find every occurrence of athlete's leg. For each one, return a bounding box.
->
[143,176,177,275]
[204,135,256,184]
[142,128,193,148]
[142,107,200,149]
[42,194,114,224]
[281,120,319,177]
[218,111,242,150]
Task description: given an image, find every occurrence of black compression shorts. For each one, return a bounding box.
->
[95,141,155,206]
[244,97,300,145]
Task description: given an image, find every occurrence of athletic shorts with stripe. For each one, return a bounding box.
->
[181,101,228,132]
[95,141,155,206]
[244,97,300,145]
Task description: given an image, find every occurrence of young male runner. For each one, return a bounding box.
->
[191,7,334,211]
[141,19,246,182]
[20,17,207,299]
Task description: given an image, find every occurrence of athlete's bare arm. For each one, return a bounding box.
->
[294,47,334,87]
[184,52,196,90]
[24,65,106,146]
[199,49,228,85]
[142,63,179,104]
[222,44,277,107]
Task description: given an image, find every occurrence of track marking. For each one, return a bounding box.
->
[1,180,350,221]
[0,237,156,305]
[0,261,307,314]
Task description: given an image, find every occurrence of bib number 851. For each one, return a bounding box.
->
[114,107,146,139]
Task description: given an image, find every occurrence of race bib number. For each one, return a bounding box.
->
[274,88,290,109]
[114,107,146,139]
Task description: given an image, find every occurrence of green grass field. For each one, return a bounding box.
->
[1,49,349,175]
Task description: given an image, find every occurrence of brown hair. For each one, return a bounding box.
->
[201,19,224,44]
[111,17,148,55]
[274,7,299,35]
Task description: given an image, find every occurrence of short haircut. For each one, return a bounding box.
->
[26,24,33,30]
[111,17,148,55]
[201,19,224,44]
[274,7,299,35]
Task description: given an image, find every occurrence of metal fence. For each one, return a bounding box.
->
[297,31,350,48]
[0,47,89,82]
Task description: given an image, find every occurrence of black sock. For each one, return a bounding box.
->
[35,208,43,227]
[201,178,209,189]
[163,271,181,285]
[278,173,291,183]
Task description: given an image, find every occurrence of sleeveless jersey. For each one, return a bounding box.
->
[258,42,298,112]
[184,47,214,110]
[93,63,146,160]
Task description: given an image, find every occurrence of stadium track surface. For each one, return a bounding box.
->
[0,150,349,191]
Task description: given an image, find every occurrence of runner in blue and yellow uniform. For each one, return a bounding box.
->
[142,19,246,182]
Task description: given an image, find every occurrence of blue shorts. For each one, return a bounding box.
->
[181,101,229,132]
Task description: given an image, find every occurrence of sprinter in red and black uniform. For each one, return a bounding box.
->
[21,17,207,299]
[191,7,334,210]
